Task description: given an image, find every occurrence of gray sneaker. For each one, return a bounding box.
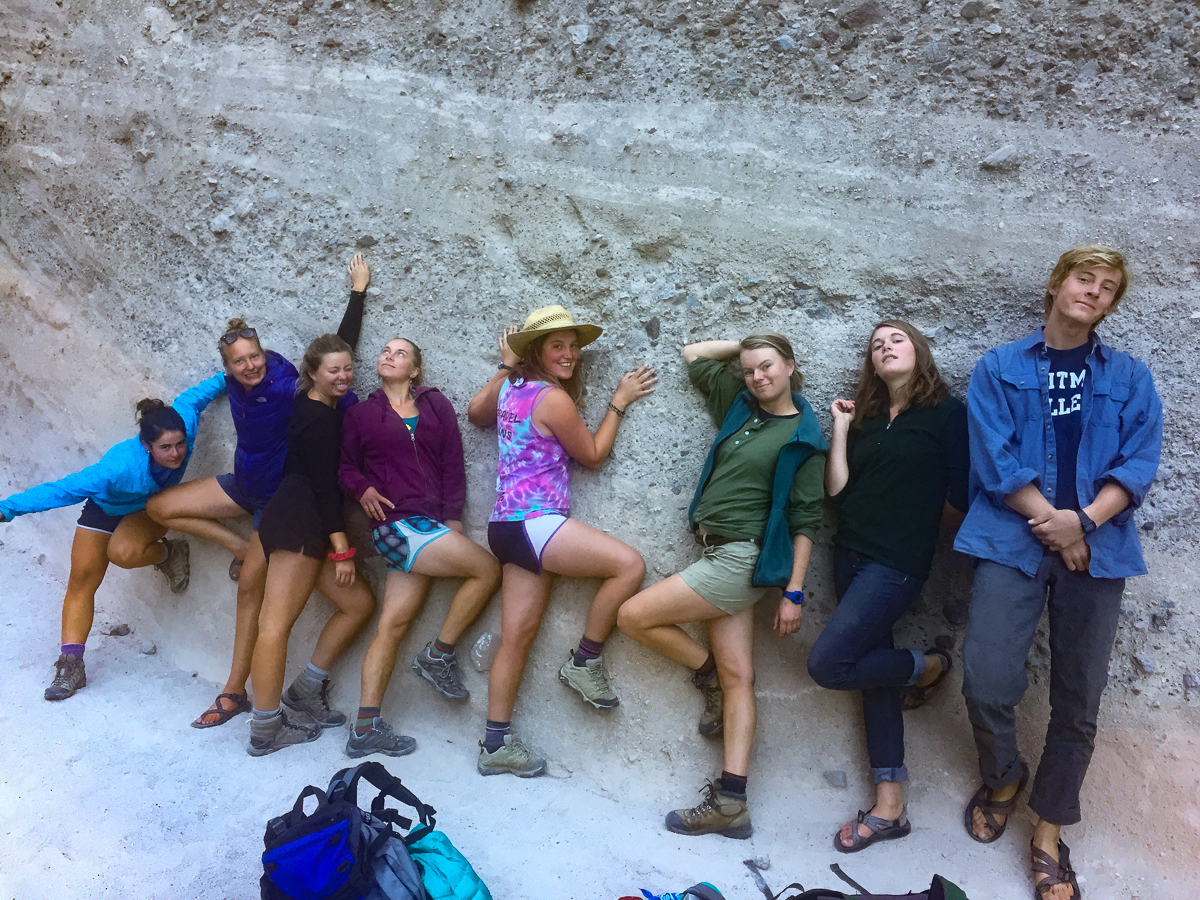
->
[692,669,723,737]
[155,538,190,594]
[477,735,547,778]
[558,652,619,709]
[45,653,86,701]
[283,676,347,728]
[345,718,417,758]
[411,643,469,701]
[247,710,321,757]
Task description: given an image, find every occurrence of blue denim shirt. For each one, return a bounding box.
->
[954,329,1162,579]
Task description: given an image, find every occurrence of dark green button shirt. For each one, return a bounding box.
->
[831,396,969,579]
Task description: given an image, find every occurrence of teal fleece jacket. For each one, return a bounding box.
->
[687,387,828,587]
[0,373,226,520]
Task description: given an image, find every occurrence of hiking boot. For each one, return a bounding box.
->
[44,653,86,701]
[155,538,190,594]
[283,676,347,728]
[692,669,723,737]
[477,735,547,778]
[248,710,321,757]
[558,651,619,709]
[411,643,469,701]
[345,717,417,758]
[665,780,753,839]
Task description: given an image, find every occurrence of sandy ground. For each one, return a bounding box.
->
[0,544,1192,900]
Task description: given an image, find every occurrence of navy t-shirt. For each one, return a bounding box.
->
[1046,343,1091,510]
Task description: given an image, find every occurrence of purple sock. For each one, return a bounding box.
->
[573,636,603,666]
[62,643,85,659]
[483,720,510,753]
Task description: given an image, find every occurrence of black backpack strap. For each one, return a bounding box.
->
[770,887,845,900]
[830,865,871,895]
[328,762,436,830]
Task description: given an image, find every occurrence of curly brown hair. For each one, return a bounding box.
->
[851,320,949,429]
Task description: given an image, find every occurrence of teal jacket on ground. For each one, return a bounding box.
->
[687,388,828,587]
[0,373,226,520]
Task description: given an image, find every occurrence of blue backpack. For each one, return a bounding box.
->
[260,762,432,900]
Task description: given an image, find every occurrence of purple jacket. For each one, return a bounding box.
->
[338,386,466,525]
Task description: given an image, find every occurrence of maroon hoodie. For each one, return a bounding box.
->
[338,386,467,525]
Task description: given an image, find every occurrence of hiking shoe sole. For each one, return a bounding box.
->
[477,758,547,778]
[664,812,753,840]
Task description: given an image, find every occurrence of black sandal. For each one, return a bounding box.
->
[191,692,251,729]
[1032,840,1081,899]
[833,808,912,853]
[963,763,1029,843]
[901,647,952,711]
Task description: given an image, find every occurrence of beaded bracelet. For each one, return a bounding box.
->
[607,402,626,418]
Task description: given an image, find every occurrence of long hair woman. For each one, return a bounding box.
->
[0,377,224,700]
[466,306,656,777]
[244,329,378,756]
[618,332,826,839]
[337,335,500,758]
[146,254,368,729]
[807,319,968,853]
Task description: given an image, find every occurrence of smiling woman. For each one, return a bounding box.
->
[0,375,226,702]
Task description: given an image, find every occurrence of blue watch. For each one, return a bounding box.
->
[783,589,804,605]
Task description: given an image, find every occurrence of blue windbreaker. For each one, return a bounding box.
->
[0,373,226,520]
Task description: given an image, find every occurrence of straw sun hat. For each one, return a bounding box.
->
[506,305,603,358]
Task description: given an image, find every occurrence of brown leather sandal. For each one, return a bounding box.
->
[191,692,251,729]
[1032,839,1081,899]
[963,762,1029,843]
[901,648,952,711]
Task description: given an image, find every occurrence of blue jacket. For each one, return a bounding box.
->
[227,351,300,503]
[688,388,828,587]
[954,329,1162,578]
[0,373,226,520]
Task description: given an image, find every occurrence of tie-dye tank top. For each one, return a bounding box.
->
[491,378,571,521]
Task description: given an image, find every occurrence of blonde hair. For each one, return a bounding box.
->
[218,317,263,362]
[1043,245,1130,318]
[297,334,353,394]
[741,332,803,392]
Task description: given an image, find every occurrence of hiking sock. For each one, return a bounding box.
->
[695,651,717,679]
[573,635,604,667]
[431,639,455,658]
[718,771,748,797]
[253,706,282,721]
[483,720,510,753]
[355,706,381,737]
[61,643,85,660]
[294,661,329,694]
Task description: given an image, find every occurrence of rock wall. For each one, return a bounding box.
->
[2,0,1198,890]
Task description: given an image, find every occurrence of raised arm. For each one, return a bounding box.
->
[171,372,227,442]
[825,399,855,496]
[467,326,521,427]
[534,367,657,470]
[336,253,370,351]
[682,339,741,365]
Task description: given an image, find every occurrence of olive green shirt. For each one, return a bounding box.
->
[688,357,825,542]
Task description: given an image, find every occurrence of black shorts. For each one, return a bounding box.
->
[77,499,128,535]
[257,474,331,561]
[487,513,568,575]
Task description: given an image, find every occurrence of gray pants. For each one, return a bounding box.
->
[961,554,1124,826]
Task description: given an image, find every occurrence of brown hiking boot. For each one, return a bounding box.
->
[692,669,723,737]
[45,653,86,701]
[665,780,752,839]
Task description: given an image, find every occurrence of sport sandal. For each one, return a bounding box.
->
[833,807,912,853]
[964,762,1029,843]
[191,692,251,729]
[900,648,952,711]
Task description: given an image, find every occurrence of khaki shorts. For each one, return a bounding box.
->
[679,541,772,615]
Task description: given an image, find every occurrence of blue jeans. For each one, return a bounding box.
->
[961,554,1124,826]
[807,548,925,783]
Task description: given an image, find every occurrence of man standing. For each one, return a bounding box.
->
[954,246,1162,900]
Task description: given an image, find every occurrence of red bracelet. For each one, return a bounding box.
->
[328,548,357,562]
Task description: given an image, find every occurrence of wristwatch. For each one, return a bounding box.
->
[783,589,804,605]
[1076,509,1097,535]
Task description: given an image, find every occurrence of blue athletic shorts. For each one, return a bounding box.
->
[217,472,268,532]
[372,516,452,572]
[77,499,127,535]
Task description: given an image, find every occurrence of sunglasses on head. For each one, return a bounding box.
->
[221,327,258,345]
